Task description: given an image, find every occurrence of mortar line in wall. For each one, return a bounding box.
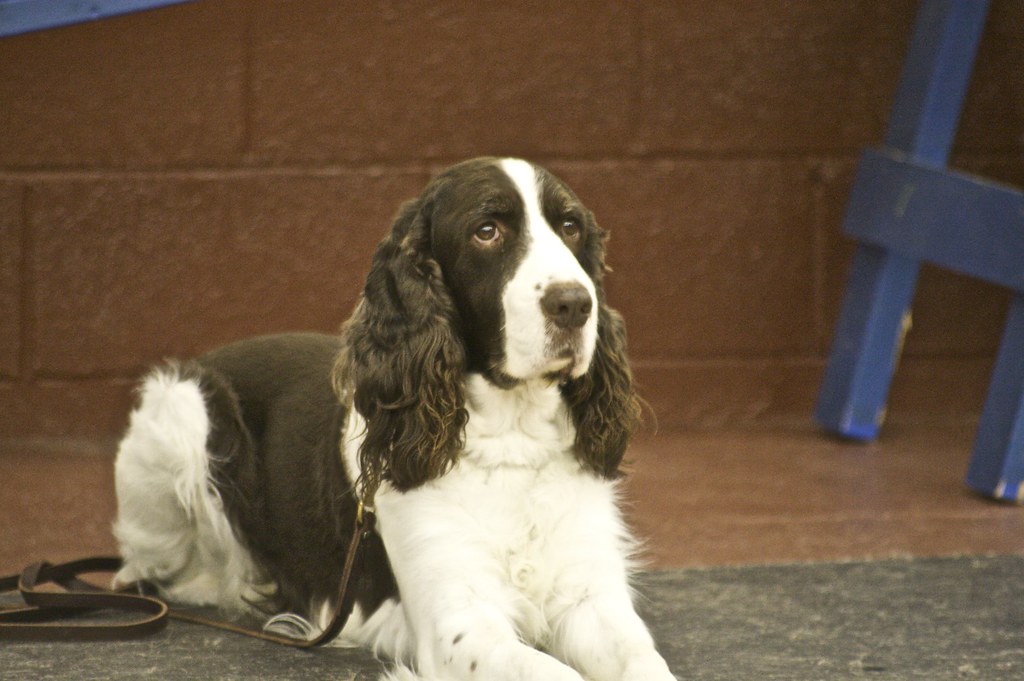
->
[29,373,137,384]
[16,186,35,384]
[630,357,823,368]
[0,152,870,180]
[810,160,829,354]
[239,3,256,161]
[629,0,645,151]
[0,149,1021,179]
[532,150,862,166]
[0,162,442,182]
[629,353,996,368]
[511,149,1024,167]
[0,160,836,186]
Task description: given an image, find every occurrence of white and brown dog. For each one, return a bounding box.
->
[112,158,677,681]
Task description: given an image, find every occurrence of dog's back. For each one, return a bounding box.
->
[113,333,395,619]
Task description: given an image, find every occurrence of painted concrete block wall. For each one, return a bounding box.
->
[1,1,1021,438]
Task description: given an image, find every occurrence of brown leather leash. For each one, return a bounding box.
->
[0,557,168,641]
[0,506,376,647]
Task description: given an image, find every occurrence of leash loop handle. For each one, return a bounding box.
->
[0,557,168,641]
[0,509,375,646]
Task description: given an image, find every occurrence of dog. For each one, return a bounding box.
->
[112,157,677,681]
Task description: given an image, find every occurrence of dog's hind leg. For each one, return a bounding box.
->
[112,365,226,606]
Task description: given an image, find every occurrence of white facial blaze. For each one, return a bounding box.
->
[499,159,598,380]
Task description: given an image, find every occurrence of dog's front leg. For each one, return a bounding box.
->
[377,492,585,681]
[412,601,586,681]
[550,588,677,681]
[541,495,678,681]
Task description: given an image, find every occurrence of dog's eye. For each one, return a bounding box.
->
[560,219,582,242]
[474,222,500,244]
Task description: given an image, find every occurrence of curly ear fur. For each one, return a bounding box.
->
[335,198,468,496]
[560,216,642,478]
[561,302,642,479]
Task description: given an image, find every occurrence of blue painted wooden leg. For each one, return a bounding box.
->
[815,0,988,443]
[966,293,1024,503]
[815,246,920,440]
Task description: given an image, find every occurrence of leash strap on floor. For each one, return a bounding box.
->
[0,556,168,641]
[0,508,375,646]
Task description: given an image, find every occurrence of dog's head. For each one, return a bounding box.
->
[339,157,640,492]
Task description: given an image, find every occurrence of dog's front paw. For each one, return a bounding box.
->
[622,653,677,681]
[522,648,588,681]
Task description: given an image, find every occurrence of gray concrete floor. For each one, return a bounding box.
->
[3,423,1024,679]
[3,556,1023,680]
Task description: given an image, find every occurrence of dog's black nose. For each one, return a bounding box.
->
[541,282,593,330]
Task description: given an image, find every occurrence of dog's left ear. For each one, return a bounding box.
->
[561,221,642,478]
[337,194,468,495]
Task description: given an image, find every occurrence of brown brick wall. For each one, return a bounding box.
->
[1,0,1021,439]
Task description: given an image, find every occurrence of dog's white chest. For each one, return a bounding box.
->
[435,440,619,643]
[453,453,592,584]
[349,375,627,646]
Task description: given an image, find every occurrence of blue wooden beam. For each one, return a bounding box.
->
[815,0,990,440]
[0,0,196,38]
[885,0,992,166]
[844,149,1024,294]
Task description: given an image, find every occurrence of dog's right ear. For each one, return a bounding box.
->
[335,197,468,497]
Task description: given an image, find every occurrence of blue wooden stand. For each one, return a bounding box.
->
[815,0,1024,503]
[0,0,194,38]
